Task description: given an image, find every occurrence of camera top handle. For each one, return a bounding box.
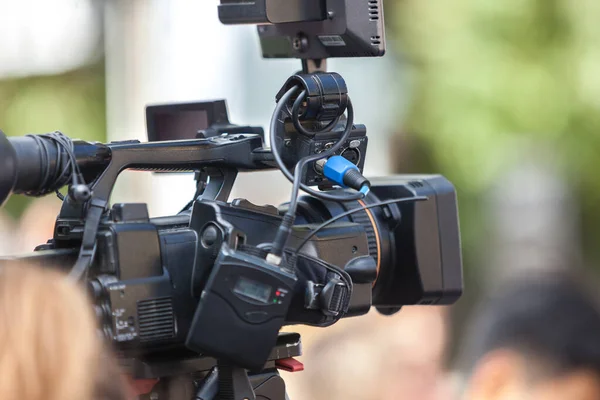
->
[0,131,275,280]
[65,134,273,280]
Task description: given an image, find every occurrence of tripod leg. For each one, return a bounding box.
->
[217,360,256,400]
[145,375,196,400]
[249,369,287,400]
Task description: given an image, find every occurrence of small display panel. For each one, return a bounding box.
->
[233,276,272,304]
[146,100,231,142]
[149,110,209,142]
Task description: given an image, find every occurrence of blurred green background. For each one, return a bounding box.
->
[389,0,600,256]
[2,64,106,217]
[386,0,600,360]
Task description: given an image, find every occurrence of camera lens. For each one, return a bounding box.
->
[294,176,461,312]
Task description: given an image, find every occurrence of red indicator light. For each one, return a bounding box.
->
[276,291,281,296]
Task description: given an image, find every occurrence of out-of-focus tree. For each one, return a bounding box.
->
[386,0,600,270]
[0,0,105,219]
[384,0,600,361]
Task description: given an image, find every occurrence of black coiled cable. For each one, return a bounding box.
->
[268,85,365,263]
[290,90,341,137]
[269,87,364,205]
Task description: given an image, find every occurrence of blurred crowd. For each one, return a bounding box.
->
[3,248,600,399]
[285,271,600,400]
[0,197,61,256]
[3,203,600,400]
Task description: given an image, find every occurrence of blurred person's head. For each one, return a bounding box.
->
[0,261,127,400]
[460,274,600,400]
[297,307,451,400]
[16,196,62,253]
[0,210,16,255]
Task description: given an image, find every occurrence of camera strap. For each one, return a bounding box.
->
[69,198,106,280]
[284,251,353,327]
[237,243,269,259]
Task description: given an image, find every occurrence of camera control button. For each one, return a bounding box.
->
[349,140,361,148]
[244,311,270,324]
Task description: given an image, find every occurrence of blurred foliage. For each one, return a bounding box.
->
[1,62,106,218]
[389,0,600,189]
[386,0,600,264]
[385,0,600,361]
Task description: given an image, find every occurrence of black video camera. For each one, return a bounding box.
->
[0,2,462,400]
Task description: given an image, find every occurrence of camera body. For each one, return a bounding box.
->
[0,2,464,397]
[5,91,462,372]
[39,170,460,370]
[219,0,385,60]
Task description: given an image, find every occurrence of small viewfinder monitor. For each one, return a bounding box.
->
[219,0,386,60]
[146,100,230,142]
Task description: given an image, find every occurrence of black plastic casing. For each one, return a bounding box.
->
[369,175,463,308]
[219,0,325,25]
[294,175,463,312]
[81,199,374,362]
[185,246,297,370]
[190,199,372,318]
[218,0,385,60]
[280,123,368,187]
[146,101,230,143]
[276,73,348,122]
[255,0,385,60]
[12,175,462,367]
[89,205,199,356]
